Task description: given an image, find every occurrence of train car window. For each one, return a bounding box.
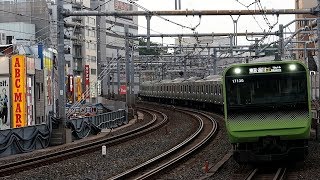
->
[181,86,183,92]
[214,85,217,95]
[218,85,221,95]
[189,85,191,93]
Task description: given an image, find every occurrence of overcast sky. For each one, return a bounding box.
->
[136,0,296,45]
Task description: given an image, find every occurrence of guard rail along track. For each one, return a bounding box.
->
[0,108,168,177]
[109,106,218,179]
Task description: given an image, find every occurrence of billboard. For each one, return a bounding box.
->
[67,75,74,103]
[43,49,53,106]
[76,76,82,101]
[11,55,26,128]
[97,80,102,96]
[114,0,133,20]
[120,85,127,95]
[84,65,90,99]
[0,77,10,130]
[27,77,34,126]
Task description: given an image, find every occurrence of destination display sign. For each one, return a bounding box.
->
[249,66,282,74]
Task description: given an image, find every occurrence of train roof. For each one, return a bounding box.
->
[171,78,185,83]
[203,75,222,81]
[185,77,202,81]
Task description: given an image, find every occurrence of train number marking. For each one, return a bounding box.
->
[232,79,244,84]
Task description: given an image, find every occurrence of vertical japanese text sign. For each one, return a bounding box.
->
[84,65,90,99]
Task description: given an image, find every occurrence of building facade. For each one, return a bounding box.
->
[91,0,139,98]
[295,0,317,65]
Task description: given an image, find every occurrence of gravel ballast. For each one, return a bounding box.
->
[1,107,197,180]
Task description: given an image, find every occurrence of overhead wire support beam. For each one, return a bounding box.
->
[64,9,314,17]
[131,32,277,38]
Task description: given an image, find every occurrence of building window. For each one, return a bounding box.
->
[89,17,95,25]
[85,29,89,36]
[90,43,96,50]
[91,56,96,62]
[86,42,89,49]
[36,117,41,124]
[90,30,96,37]
[91,69,96,75]
[36,83,40,100]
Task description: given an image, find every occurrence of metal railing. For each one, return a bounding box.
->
[66,109,127,139]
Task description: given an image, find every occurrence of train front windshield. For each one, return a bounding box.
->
[226,72,308,110]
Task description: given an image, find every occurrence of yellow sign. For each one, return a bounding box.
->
[11,55,26,128]
[76,77,82,101]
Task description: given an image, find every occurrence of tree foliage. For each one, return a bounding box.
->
[138,39,166,55]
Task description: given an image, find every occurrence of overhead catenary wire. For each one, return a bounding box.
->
[126,0,201,31]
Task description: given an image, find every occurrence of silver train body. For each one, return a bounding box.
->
[139,75,224,109]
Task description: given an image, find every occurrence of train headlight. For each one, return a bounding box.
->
[289,64,297,71]
[234,68,241,74]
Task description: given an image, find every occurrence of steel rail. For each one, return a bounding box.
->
[109,107,218,179]
[0,108,167,177]
[245,168,287,180]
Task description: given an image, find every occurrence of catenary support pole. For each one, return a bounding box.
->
[125,25,131,108]
[146,15,151,49]
[117,49,120,96]
[317,0,320,141]
[213,48,217,75]
[57,0,66,144]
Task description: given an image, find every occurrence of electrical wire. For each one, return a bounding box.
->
[126,0,201,31]
[234,0,263,31]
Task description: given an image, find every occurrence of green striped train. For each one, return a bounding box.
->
[223,60,311,163]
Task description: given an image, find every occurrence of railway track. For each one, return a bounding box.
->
[245,167,287,180]
[108,107,218,179]
[0,108,167,177]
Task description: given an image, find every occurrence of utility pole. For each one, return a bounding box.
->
[254,38,259,57]
[213,48,217,75]
[207,47,211,75]
[316,0,320,141]
[96,1,102,102]
[278,24,284,60]
[125,25,131,108]
[130,48,135,105]
[175,0,181,10]
[230,35,234,57]
[56,0,66,144]
[117,49,120,97]
[146,15,151,49]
